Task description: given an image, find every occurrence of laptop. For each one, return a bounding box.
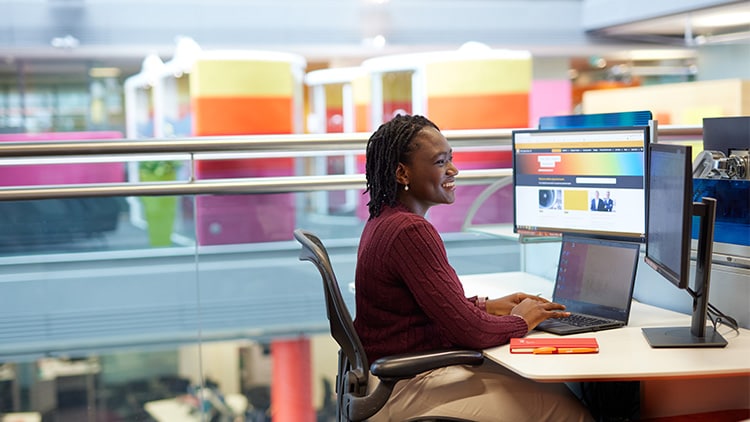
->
[535,235,641,335]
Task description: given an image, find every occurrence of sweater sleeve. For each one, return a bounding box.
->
[388,219,528,350]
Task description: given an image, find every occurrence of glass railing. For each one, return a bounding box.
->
[0,126,704,421]
[0,129,526,421]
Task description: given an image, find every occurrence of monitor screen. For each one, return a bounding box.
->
[641,142,728,348]
[644,143,693,289]
[512,126,649,241]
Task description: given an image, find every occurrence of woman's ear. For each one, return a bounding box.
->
[395,163,409,186]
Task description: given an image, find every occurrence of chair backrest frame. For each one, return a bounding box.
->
[294,229,369,388]
[294,229,484,422]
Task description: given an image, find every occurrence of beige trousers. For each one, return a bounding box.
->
[368,360,594,422]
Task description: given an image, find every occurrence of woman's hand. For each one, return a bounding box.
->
[485,292,549,316]
[509,298,570,331]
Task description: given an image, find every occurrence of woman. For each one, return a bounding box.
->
[354,114,593,421]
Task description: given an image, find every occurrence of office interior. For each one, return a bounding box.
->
[0,0,749,421]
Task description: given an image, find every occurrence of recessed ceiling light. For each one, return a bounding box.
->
[693,11,750,28]
[89,67,121,78]
[612,49,696,61]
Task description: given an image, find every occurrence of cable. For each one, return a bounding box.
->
[685,286,740,334]
[708,302,740,333]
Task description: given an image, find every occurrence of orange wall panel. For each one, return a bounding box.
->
[355,104,370,132]
[427,93,529,130]
[192,96,294,136]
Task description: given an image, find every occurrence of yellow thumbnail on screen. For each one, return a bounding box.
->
[564,190,588,211]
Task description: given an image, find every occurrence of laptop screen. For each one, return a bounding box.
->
[554,236,641,321]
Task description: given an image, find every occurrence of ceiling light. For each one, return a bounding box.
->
[88,67,122,78]
[50,34,79,49]
[693,11,750,28]
[614,49,696,61]
[459,41,492,52]
[629,65,694,76]
[362,35,387,49]
[698,30,750,44]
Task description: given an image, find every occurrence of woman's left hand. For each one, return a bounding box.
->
[486,292,549,316]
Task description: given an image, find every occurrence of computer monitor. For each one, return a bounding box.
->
[643,143,692,289]
[512,126,649,242]
[642,143,727,348]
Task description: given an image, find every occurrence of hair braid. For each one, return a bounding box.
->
[364,114,439,219]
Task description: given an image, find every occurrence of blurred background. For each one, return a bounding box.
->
[0,1,748,421]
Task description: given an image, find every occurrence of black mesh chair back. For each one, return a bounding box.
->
[294,228,484,422]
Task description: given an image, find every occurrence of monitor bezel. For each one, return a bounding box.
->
[644,142,693,290]
[511,125,650,242]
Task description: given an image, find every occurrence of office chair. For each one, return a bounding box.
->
[294,229,484,422]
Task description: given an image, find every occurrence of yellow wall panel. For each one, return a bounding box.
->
[383,72,413,102]
[425,59,532,97]
[324,84,343,108]
[352,75,370,105]
[582,79,750,124]
[191,60,294,97]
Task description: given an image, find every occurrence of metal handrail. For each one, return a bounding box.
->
[0,125,703,157]
[0,129,512,157]
[0,169,512,201]
[0,125,703,201]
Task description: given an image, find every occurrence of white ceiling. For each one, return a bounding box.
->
[0,0,747,80]
[586,1,750,45]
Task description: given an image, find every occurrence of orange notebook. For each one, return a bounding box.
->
[510,337,599,354]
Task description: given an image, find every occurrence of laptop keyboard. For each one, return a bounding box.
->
[557,313,611,327]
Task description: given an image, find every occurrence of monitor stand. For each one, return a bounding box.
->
[642,198,728,348]
[642,326,727,348]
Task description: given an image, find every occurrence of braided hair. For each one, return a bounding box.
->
[364,114,440,219]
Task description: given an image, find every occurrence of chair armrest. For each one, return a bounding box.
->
[370,349,484,380]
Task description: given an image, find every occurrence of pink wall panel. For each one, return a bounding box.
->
[0,131,126,186]
[529,79,573,128]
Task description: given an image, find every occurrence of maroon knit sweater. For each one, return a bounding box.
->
[353,203,528,362]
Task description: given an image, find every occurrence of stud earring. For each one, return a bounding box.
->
[404,184,409,191]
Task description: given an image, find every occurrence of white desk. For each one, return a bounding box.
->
[144,393,248,422]
[0,363,21,413]
[0,413,41,422]
[31,358,100,421]
[461,272,750,418]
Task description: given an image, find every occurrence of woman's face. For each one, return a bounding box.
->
[397,126,459,216]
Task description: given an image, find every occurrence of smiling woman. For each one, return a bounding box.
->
[352,114,593,422]
[392,122,458,216]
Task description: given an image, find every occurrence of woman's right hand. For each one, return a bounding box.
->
[510,298,570,331]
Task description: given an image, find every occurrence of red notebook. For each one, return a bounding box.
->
[510,337,599,354]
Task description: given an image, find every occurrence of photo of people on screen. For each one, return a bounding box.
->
[591,190,614,212]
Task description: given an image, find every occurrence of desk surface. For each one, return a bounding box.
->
[461,272,750,382]
[36,358,100,380]
[467,224,562,243]
[144,394,248,422]
[0,413,41,422]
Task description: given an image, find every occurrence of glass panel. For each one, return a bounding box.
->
[0,192,203,421]
[0,152,519,420]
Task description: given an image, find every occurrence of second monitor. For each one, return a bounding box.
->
[642,142,727,348]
